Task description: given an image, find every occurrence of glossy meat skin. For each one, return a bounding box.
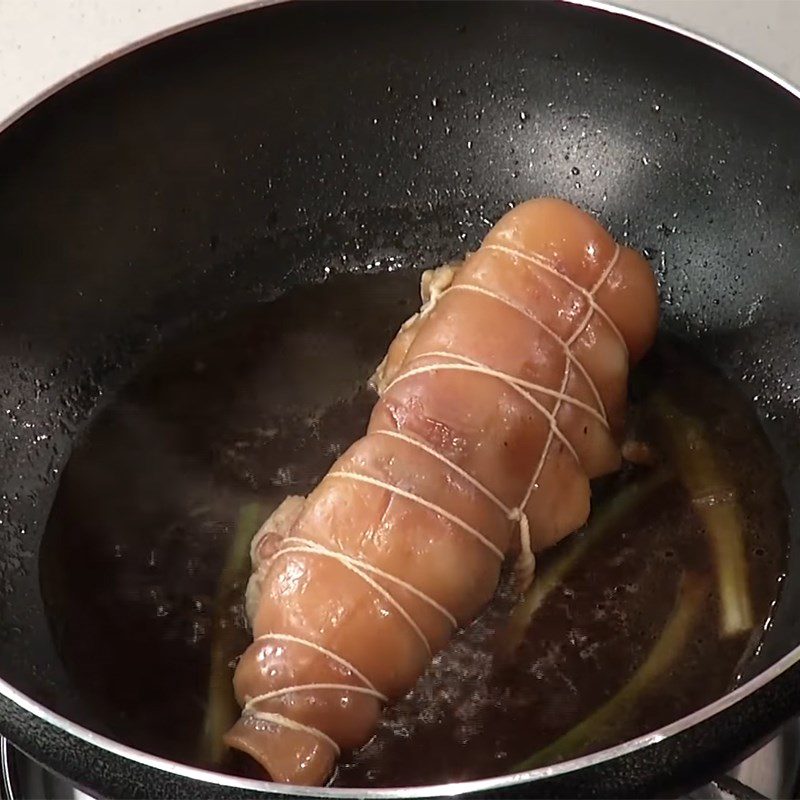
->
[224,198,659,785]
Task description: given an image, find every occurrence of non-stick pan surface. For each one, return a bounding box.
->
[1,1,800,797]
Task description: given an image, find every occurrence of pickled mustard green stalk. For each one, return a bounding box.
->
[199,501,263,765]
[496,466,671,661]
[513,571,707,771]
[649,392,753,638]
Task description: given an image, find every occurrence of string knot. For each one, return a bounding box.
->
[513,510,536,594]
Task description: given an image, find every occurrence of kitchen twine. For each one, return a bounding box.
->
[243,243,624,754]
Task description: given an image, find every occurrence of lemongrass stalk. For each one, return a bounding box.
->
[649,393,753,637]
[513,571,706,771]
[496,467,671,660]
[199,501,263,765]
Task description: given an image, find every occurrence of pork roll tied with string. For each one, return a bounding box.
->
[224,197,659,786]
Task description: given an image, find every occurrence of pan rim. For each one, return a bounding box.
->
[1,0,799,795]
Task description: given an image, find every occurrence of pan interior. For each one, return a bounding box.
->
[0,0,798,786]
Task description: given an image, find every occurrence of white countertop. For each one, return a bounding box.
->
[0,0,798,126]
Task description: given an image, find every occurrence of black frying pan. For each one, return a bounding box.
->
[1,1,800,797]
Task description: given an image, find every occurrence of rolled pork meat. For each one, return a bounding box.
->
[224,197,659,785]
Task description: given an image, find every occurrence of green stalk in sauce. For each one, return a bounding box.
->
[648,392,753,638]
[198,501,263,766]
[496,466,672,661]
[512,571,707,771]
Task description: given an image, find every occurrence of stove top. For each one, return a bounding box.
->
[2,722,799,800]
[730,720,800,799]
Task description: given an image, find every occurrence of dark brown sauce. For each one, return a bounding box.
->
[39,269,787,788]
